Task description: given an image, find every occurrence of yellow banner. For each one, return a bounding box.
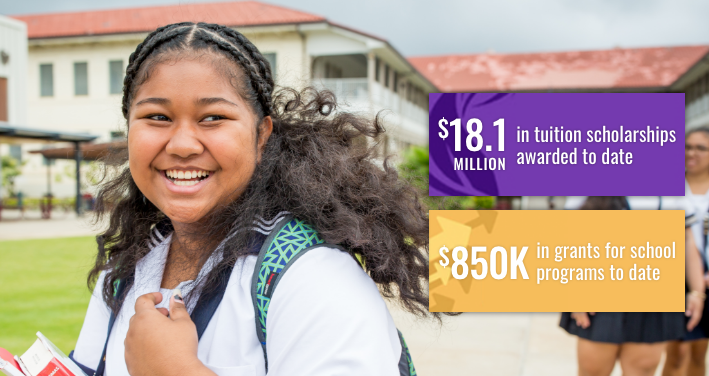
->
[429,210,685,312]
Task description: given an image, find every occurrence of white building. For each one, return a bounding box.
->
[0,15,28,199]
[0,14,27,126]
[8,2,434,198]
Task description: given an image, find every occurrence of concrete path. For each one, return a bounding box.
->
[389,309,674,375]
[0,209,100,240]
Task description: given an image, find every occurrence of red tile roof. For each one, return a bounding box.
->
[12,1,325,39]
[409,46,709,92]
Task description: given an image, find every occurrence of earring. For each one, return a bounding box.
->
[142,193,147,205]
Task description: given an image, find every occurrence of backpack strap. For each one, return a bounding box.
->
[250,216,325,370]
[397,330,417,376]
[250,216,417,375]
[91,273,133,376]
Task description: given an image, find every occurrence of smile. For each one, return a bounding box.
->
[164,169,213,186]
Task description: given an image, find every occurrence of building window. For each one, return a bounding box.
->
[393,72,399,93]
[40,64,53,97]
[74,62,88,96]
[384,64,390,89]
[110,131,126,141]
[375,57,381,82]
[109,60,124,94]
[263,53,276,79]
[9,145,21,162]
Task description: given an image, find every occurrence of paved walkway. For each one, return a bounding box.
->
[0,209,99,240]
[0,212,689,374]
[389,309,675,375]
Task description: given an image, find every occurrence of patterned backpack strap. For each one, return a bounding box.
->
[397,330,417,376]
[250,216,417,374]
[250,215,325,370]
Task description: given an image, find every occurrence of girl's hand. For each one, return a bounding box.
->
[125,291,215,376]
[570,312,594,329]
[686,291,705,331]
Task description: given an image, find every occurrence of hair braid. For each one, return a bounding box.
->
[121,23,195,118]
[194,23,274,114]
[199,23,275,86]
[191,29,272,116]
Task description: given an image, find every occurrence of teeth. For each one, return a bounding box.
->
[174,180,199,186]
[165,169,211,184]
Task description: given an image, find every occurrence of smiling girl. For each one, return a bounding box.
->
[68,22,432,376]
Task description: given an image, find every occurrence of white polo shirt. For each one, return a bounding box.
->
[72,227,402,376]
[685,181,709,264]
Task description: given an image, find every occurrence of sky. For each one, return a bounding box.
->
[3,0,709,57]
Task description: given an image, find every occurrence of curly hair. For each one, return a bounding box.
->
[90,21,438,320]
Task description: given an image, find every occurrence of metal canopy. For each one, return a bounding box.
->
[29,141,126,161]
[0,124,99,215]
[0,124,98,143]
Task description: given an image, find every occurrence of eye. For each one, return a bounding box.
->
[202,115,226,122]
[147,114,170,121]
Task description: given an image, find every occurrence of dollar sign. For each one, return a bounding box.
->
[438,117,448,140]
[439,245,450,268]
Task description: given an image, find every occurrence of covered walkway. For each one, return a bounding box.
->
[0,124,98,216]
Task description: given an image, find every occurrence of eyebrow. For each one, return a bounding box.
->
[197,97,240,108]
[133,97,239,108]
[135,97,170,106]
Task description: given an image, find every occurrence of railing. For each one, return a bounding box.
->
[312,78,369,103]
[311,78,428,125]
[687,93,709,123]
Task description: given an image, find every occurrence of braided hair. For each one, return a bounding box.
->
[91,22,439,320]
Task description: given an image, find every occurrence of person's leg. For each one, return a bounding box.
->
[618,342,666,376]
[662,340,691,376]
[577,338,619,376]
[687,339,709,376]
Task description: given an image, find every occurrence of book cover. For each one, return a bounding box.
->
[0,332,89,376]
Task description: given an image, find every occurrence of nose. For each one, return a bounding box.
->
[165,122,204,158]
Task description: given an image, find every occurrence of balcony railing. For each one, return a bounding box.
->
[687,93,709,122]
[311,78,428,125]
[312,78,369,102]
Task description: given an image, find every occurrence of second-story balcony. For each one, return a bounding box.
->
[311,78,427,126]
[312,78,369,103]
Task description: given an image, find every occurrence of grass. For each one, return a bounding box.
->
[0,236,96,356]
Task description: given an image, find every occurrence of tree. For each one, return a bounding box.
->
[1,155,24,197]
[398,146,494,210]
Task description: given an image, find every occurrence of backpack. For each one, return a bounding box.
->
[73,216,416,376]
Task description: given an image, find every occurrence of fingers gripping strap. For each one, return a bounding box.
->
[251,216,325,369]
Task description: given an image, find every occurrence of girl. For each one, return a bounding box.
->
[70,22,436,376]
[560,196,704,376]
[663,127,709,376]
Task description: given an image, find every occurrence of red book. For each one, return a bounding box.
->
[10,332,87,376]
[0,349,24,376]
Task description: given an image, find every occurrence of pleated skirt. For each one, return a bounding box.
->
[559,312,686,344]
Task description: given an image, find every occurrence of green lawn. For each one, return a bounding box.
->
[0,236,96,356]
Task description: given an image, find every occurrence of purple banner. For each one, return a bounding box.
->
[429,93,685,196]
